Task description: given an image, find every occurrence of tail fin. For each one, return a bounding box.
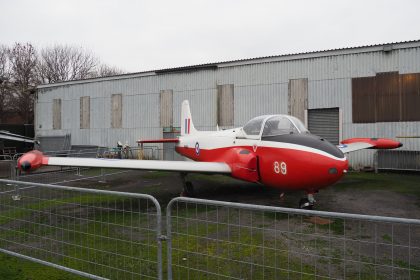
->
[181,100,197,136]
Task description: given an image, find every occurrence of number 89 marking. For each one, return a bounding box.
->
[274,161,287,175]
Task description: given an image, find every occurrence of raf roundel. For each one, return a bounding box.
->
[195,142,200,156]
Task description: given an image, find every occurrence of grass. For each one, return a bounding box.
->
[190,173,240,184]
[317,218,345,235]
[0,192,124,225]
[337,172,420,198]
[142,171,172,179]
[0,253,84,280]
[382,234,392,242]
[0,189,159,279]
[0,198,159,280]
[170,219,318,280]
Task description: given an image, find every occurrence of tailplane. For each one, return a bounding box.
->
[181,100,197,136]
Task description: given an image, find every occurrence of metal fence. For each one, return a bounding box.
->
[0,159,15,179]
[0,179,163,280]
[1,180,420,279]
[166,197,420,280]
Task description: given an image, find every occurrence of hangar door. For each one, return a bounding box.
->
[308,108,340,145]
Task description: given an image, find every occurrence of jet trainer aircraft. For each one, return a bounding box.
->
[18,100,402,208]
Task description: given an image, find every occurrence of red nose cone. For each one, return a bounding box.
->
[17,150,47,172]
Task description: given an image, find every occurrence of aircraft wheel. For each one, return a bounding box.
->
[299,198,313,210]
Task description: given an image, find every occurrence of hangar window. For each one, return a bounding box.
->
[217,84,234,127]
[52,99,61,130]
[352,72,420,123]
[80,96,90,129]
[111,94,122,128]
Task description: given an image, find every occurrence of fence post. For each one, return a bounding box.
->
[10,161,16,180]
[166,199,173,280]
[15,165,20,181]
[98,168,106,183]
[155,199,163,280]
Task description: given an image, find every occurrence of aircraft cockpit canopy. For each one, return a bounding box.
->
[243,116,267,136]
[242,115,308,139]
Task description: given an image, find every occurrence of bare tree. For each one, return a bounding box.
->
[37,45,99,83]
[93,64,125,77]
[8,43,38,124]
[0,45,11,123]
[0,45,10,78]
[1,42,126,124]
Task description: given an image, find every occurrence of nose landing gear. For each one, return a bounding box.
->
[299,193,316,209]
[180,172,195,197]
[279,192,285,201]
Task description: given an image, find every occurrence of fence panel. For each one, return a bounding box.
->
[167,197,420,280]
[0,179,162,280]
[0,159,15,179]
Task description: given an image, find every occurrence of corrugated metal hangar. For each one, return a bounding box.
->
[35,40,420,169]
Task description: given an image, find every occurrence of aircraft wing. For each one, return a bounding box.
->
[337,142,373,153]
[17,150,231,174]
[338,138,402,154]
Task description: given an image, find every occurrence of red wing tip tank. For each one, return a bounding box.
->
[18,100,403,209]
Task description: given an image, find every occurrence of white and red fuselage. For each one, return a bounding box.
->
[174,117,348,194]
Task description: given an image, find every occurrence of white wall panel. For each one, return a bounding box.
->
[173,88,217,129]
[234,83,288,126]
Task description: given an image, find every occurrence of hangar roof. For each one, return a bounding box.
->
[37,39,420,89]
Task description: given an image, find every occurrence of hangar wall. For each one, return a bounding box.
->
[35,41,420,168]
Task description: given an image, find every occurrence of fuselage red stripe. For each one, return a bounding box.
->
[175,145,348,191]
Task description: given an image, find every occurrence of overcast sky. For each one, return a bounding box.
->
[1,0,419,73]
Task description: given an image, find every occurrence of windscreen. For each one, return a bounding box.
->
[288,116,309,133]
[262,116,300,137]
[243,116,266,136]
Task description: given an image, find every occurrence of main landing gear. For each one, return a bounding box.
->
[299,193,316,209]
[180,172,195,197]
